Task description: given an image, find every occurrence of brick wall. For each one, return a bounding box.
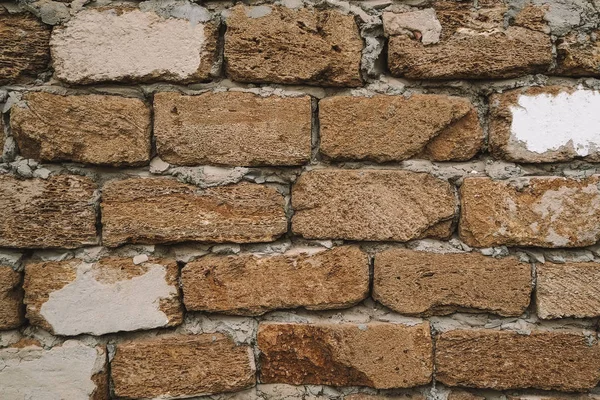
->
[1,0,600,399]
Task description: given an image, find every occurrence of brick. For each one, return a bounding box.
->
[447,390,485,400]
[320,95,482,162]
[373,249,531,316]
[0,341,107,399]
[51,7,218,84]
[225,5,362,87]
[536,262,600,319]
[435,329,600,391]
[154,91,311,166]
[489,87,600,163]
[0,266,24,330]
[11,92,151,166]
[459,176,600,248]
[556,31,600,76]
[101,178,287,247]
[24,257,182,336]
[111,334,255,399]
[0,175,97,248]
[182,246,369,315]
[258,322,433,388]
[292,169,456,241]
[345,395,425,400]
[0,11,50,83]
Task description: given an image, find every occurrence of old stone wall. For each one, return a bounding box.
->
[1,0,600,399]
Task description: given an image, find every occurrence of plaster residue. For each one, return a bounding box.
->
[0,341,104,399]
[509,90,600,156]
[39,262,177,336]
[382,9,442,44]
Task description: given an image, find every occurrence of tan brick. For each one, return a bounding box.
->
[447,390,485,400]
[373,249,531,316]
[0,175,97,248]
[225,5,362,87]
[51,7,218,84]
[292,169,456,241]
[111,334,255,399]
[11,92,151,166]
[182,246,369,315]
[459,176,600,248]
[320,95,482,162]
[258,322,433,388]
[436,329,600,391]
[101,178,287,247]
[556,31,600,77]
[0,266,24,330]
[154,91,311,166]
[0,11,50,83]
[536,262,600,319]
[24,257,182,336]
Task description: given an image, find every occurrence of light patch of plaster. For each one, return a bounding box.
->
[39,263,176,336]
[245,5,272,18]
[0,341,104,400]
[509,90,600,156]
[382,9,442,44]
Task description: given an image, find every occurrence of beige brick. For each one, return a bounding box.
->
[111,334,255,399]
[154,91,311,166]
[447,390,485,400]
[225,5,362,87]
[0,12,50,83]
[436,329,600,391]
[0,266,24,330]
[258,322,433,388]
[182,246,369,315]
[0,175,97,248]
[292,169,456,241]
[11,92,151,166]
[373,249,531,316]
[459,176,600,248]
[101,178,287,247]
[51,7,218,84]
[320,95,482,162]
[24,257,182,336]
[556,31,600,77]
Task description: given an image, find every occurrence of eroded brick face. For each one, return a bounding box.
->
[0,266,24,330]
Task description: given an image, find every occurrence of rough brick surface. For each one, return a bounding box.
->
[51,7,218,84]
[556,31,600,76]
[459,176,600,248]
[319,95,482,162]
[373,249,531,316]
[259,322,432,388]
[0,175,97,248]
[225,5,362,86]
[436,329,600,391]
[182,246,369,315]
[292,169,456,241]
[24,257,182,336]
[0,266,24,330]
[111,334,255,399]
[345,395,425,400]
[101,178,287,247]
[154,91,311,166]
[0,11,50,83]
[11,92,151,165]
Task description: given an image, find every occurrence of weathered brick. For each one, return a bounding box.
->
[0,266,24,330]
[292,169,456,241]
[0,11,50,83]
[556,31,600,76]
[11,92,151,166]
[436,329,600,391]
[24,257,182,336]
[0,175,97,248]
[536,262,600,319]
[459,176,600,248]
[101,178,287,247]
[111,334,255,399]
[0,341,107,399]
[154,91,311,166]
[225,5,362,87]
[345,395,425,400]
[373,249,531,316]
[258,322,433,388]
[51,7,218,84]
[447,390,485,400]
[182,246,369,315]
[320,95,482,162]
[489,87,600,163]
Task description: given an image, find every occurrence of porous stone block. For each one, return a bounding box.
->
[0,266,24,330]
